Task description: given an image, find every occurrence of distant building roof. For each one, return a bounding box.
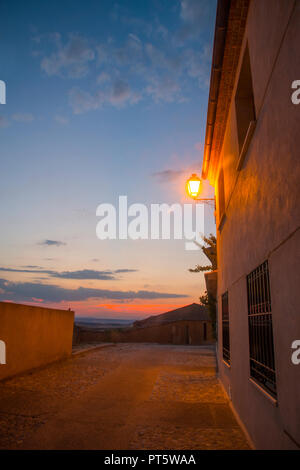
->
[134,303,210,328]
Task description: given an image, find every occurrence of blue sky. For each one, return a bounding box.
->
[0,0,217,318]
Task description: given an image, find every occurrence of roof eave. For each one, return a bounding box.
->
[202,0,231,181]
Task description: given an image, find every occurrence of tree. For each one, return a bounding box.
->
[189,234,217,273]
[189,234,217,338]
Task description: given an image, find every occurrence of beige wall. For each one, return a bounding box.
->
[215,0,300,450]
[0,302,74,381]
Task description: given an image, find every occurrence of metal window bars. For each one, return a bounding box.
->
[222,291,230,364]
[247,261,277,397]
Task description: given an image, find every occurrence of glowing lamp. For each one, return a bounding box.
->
[186,173,202,199]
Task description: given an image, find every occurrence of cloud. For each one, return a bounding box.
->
[111,5,153,37]
[12,113,34,123]
[0,116,10,128]
[111,35,143,69]
[152,169,185,182]
[22,265,43,269]
[155,22,169,40]
[110,80,141,107]
[69,87,102,114]
[145,43,181,72]
[39,239,66,247]
[180,0,208,23]
[184,46,212,88]
[33,3,214,112]
[96,44,108,65]
[0,278,187,303]
[97,72,110,84]
[145,75,182,103]
[54,270,116,280]
[179,0,215,41]
[128,33,141,45]
[69,81,141,114]
[0,267,138,281]
[0,113,35,128]
[54,115,69,125]
[114,269,138,274]
[111,79,130,102]
[41,33,95,78]
[66,38,210,109]
[152,156,204,184]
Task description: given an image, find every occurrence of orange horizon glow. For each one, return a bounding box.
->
[0,299,192,319]
[96,302,186,314]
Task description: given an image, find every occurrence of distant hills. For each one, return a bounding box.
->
[75,317,133,330]
[74,303,211,332]
[133,303,210,329]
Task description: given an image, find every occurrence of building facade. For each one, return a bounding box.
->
[203,0,300,449]
[74,320,214,346]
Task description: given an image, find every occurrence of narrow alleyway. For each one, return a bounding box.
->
[0,344,251,450]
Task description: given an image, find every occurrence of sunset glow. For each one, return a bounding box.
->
[0,0,216,319]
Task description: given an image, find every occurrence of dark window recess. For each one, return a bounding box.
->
[235,45,256,156]
[222,291,230,364]
[247,260,277,398]
[218,168,225,222]
[203,322,207,341]
[185,325,190,345]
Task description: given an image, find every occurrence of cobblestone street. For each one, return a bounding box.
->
[0,344,251,450]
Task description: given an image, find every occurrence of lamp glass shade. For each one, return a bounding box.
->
[187,174,201,198]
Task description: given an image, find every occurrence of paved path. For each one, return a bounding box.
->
[0,344,251,450]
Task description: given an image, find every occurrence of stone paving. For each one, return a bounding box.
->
[0,343,251,450]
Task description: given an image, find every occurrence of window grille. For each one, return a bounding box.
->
[247,260,277,397]
[222,291,230,364]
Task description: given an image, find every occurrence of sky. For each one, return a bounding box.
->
[0,0,217,319]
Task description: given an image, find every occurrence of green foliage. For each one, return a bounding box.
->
[189,265,213,273]
[189,233,217,273]
[188,234,217,339]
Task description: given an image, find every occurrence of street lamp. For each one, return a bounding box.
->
[186,173,201,199]
[186,173,215,204]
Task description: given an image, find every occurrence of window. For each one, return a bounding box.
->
[218,168,225,223]
[222,291,230,364]
[247,261,277,398]
[185,325,190,345]
[235,45,256,169]
[203,322,207,341]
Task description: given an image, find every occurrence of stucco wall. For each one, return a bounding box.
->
[75,320,214,346]
[215,0,300,450]
[0,302,74,381]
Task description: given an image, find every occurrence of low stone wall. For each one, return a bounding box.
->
[0,302,74,381]
[74,320,214,346]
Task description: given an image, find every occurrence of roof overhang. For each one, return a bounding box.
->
[202,0,250,184]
